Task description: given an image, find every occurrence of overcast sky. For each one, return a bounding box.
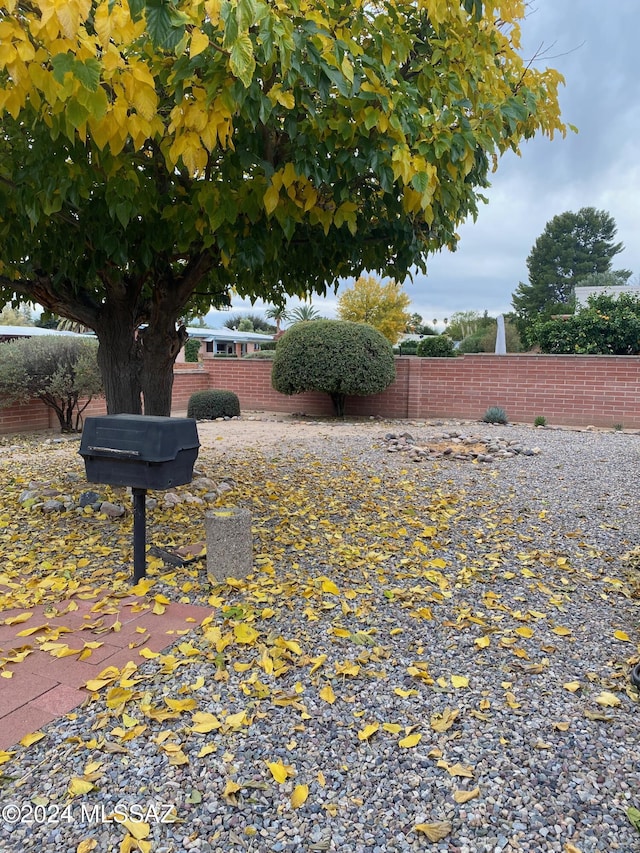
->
[206,0,640,330]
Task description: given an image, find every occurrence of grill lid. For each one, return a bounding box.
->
[79,415,200,463]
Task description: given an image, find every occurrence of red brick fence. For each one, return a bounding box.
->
[2,354,640,436]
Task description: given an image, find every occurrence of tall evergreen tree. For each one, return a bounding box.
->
[512,208,628,341]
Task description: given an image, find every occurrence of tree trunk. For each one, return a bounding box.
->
[95,314,143,414]
[138,319,187,416]
[330,392,346,418]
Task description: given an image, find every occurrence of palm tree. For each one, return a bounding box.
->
[288,303,321,323]
[265,305,289,333]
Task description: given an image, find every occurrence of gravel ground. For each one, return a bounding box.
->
[1,417,639,853]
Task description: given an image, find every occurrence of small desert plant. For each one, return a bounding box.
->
[187,390,240,419]
[613,423,624,431]
[534,415,547,427]
[482,406,508,424]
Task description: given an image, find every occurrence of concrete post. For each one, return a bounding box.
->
[205,507,253,582]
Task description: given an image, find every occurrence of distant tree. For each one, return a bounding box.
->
[287,304,322,323]
[265,306,289,333]
[405,313,436,336]
[223,313,274,333]
[532,292,640,354]
[272,320,395,417]
[338,277,411,344]
[445,310,493,341]
[512,208,630,342]
[0,336,103,432]
[0,304,34,326]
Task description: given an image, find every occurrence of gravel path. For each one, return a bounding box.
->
[1,418,639,853]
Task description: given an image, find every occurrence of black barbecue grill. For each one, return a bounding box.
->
[79,415,200,581]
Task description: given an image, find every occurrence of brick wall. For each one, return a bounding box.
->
[201,355,640,428]
[3,354,640,435]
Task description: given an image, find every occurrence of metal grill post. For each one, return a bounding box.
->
[132,487,147,582]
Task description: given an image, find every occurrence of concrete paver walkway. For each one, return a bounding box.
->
[0,595,213,750]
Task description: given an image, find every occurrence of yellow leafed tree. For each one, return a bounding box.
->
[338,277,411,344]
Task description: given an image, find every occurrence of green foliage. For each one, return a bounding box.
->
[258,341,277,351]
[532,293,640,354]
[287,305,322,324]
[534,415,547,427]
[183,338,201,363]
[416,336,456,357]
[396,340,419,355]
[0,335,103,432]
[187,390,240,420]
[271,320,395,417]
[512,208,628,343]
[483,406,508,424]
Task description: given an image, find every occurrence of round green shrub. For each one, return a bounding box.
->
[271,320,395,417]
[187,389,240,419]
[416,335,456,357]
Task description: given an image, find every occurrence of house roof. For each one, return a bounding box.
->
[184,326,273,343]
[0,326,93,339]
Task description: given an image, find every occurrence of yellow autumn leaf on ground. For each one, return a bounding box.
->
[451,675,469,688]
[291,784,309,808]
[68,778,96,797]
[266,760,296,783]
[430,707,459,733]
[224,711,247,729]
[613,630,630,642]
[4,612,32,625]
[321,578,340,595]
[191,712,221,733]
[19,731,46,747]
[121,819,150,840]
[383,723,403,734]
[563,681,581,693]
[222,779,242,797]
[596,691,621,707]
[319,684,336,704]
[398,732,421,748]
[119,835,151,853]
[564,843,583,853]
[474,635,490,649]
[394,687,418,697]
[165,697,197,712]
[552,626,572,636]
[553,721,571,731]
[76,839,98,853]
[233,623,259,644]
[515,626,534,638]
[357,723,380,741]
[453,786,480,803]
[415,821,452,841]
